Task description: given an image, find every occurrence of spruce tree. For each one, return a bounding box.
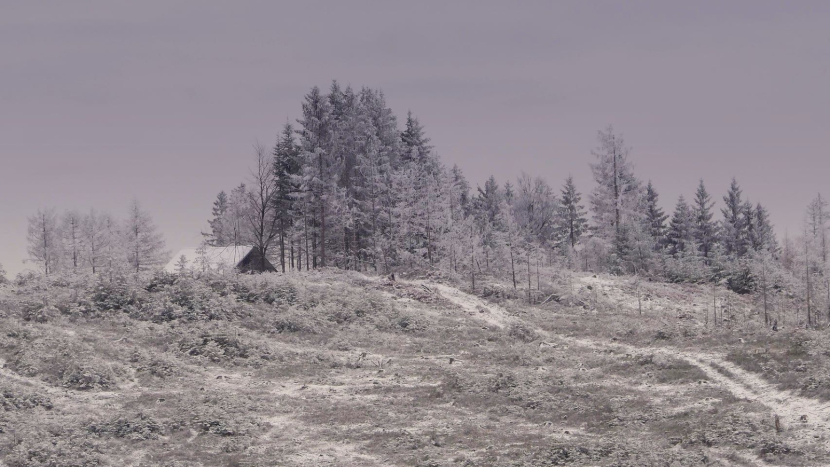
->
[721,177,747,257]
[643,181,668,247]
[476,176,502,224]
[692,180,718,258]
[666,196,694,256]
[297,85,333,267]
[806,194,829,263]
[400,111,432,164]
[556,176,588,248]
[752,203,778,254]
[450,164,471,220]
[205,191,229,246]
[274,123,301,272]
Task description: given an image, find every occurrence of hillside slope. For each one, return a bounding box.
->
[0,270,828,466]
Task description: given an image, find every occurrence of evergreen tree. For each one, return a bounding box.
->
[205,191,229,246]
[175,255,189,275]
[752,203,778,254]
[450,164,471,220]
[400,111,432,164]
[643,181,668,246]
[556,176,588,248]
[274,123,301,272]
[806,194,829,263]
[666,196,694,256]
[741,201,756,257]
[503,181,514,204]
[721,178,747,257]
[297,85,334,267]
[475,176,502,224]
[692,180,718,258]
[354,133,393,270]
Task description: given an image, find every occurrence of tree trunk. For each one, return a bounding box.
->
[613,145,620,232]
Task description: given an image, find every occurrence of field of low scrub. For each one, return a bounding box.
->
[0,268,827,466]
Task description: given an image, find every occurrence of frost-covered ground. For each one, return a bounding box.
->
[0,269,828,466]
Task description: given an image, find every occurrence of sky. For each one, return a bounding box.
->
[2,1,829,277]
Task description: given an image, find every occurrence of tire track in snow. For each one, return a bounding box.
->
[415,279,830,449]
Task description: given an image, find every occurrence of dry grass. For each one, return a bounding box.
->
[0,269,826,466]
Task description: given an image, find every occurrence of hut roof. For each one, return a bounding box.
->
[164,245,256,273]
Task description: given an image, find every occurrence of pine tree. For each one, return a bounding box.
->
[354,133,392,270]
[692,180,718,258]
[274,123,301,272]
[742,201,756,256]
[450,164,471,220]
[297,85,334,267]
[556,176,588,248]
[721,178,747,257]
[476,176,502,224]
[666,196,694,256]
[503,181,514,204]
[205,191,229,246]
[175,255,189,275]
[752,203,778,254]
[643,181,668,246]
[400,111,432,164]
[806,194,829,263]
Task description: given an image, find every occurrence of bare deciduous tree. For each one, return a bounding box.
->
[27,208,61,275]
[124,200,167,273]
[247,143,280,271]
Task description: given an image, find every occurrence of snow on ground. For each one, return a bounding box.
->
[408,275,830,451]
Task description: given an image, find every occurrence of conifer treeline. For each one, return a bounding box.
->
[12,81,829,327]
[202,82,797,291]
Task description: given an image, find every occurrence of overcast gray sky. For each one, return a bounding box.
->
[2,1,829,276]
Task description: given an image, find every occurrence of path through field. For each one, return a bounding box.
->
[415,278,830,452]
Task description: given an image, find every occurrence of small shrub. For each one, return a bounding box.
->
[179,334,250,362]
[61,364,116,391]
[0,387,53,411]
[87,412,163,440]
[91,277,139,311]
[507,323,538,342]
[21,303,56,323]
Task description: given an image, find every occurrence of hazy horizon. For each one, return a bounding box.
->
[3,1,829,277]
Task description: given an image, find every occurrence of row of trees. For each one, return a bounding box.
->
[25,201,167,276]
[200,82,796,299]
[19,81,824,329]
